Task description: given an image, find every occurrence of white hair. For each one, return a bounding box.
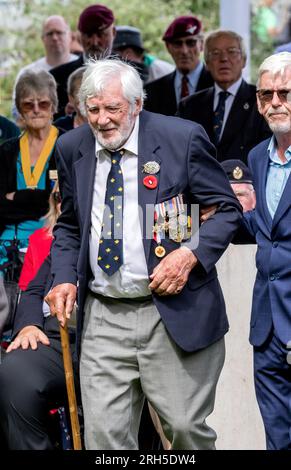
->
[78,58,146,116]
[257,52,291,87]
[204,29,247,62]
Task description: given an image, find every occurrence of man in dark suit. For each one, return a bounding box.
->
[238,52,291,450]
[177,30,271,163]
[46,58,242,450]
[144,15,213,116]
[50,4,116,117]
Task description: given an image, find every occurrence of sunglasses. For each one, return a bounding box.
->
[52,191,61,203]
[21,100,52,112]
[170,39,199,49]
[256,89,291,104]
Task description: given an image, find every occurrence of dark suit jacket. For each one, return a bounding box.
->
[177,80,272,164]
[144,66,213,116]
[0,136,57,234]
[50,56,84,118]
[51,110,242,354]
[239,138,291,347]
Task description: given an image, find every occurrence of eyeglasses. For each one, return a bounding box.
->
[21,100,52,112]
[256,89,291,104]
[43,30,67,38]
[207,48,241,60]
[52,191,61,203]
[170,39,199,49]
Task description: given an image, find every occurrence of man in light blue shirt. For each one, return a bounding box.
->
[241,51,291,450]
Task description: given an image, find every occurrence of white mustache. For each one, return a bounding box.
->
[266,107,288,117]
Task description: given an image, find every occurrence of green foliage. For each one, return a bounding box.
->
[0,0,219,118]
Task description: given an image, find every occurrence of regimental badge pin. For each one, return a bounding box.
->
[155,245,166,258]
[143,175,158,189]
[142,161,160,174]
[243,102,249,110]
[232,166,243,180]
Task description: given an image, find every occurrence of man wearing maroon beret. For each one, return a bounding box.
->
[50,4,116,117]
[144,15,213,116]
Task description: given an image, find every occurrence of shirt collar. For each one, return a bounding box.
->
[214,76,243,98]
[95,115,140,157]
[176,61,203,87]
[267,135,291,165]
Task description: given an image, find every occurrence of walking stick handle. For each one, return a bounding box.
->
[60,322,82,450]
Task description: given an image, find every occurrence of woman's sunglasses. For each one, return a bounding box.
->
[21,99,52,112]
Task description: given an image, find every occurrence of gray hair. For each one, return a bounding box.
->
[204,29,247,62]
[15,70,58,114]
[67,66,87,97]
[257,52,291,88]
[78,58,146,116]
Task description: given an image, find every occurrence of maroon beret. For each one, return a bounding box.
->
[78,4,115,34]
[163,15,202,42]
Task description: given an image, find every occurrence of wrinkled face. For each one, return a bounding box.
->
[86,79,141,150]
[19,92,53,130]
[166,35,203,73]
[206,34,245,89]
[231,182,256,212]
[256,67,291,135]
[80,25,116,59]
[42,18,71,55]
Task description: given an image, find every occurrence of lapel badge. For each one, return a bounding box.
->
[232,166,243,180]
[143,161,160,174]
[155,245,166,258]
[143,175,158,189]
[243,102,249,110]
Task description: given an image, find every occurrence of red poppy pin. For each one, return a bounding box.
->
[143,175,158,189]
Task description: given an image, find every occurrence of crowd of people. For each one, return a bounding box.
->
[0,2,291,452]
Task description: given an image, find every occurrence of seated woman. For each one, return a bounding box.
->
[0,70,59,278]
[0,255,77,450]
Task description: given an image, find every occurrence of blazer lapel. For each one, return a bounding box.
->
[259,149,273,232]
[272,169,291,230]
[220,81,253,146]
[138,112,161,262]
[74,128,96,232]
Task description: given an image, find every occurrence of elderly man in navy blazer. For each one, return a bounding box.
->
[46,58,242,450]
[241,52,291,450]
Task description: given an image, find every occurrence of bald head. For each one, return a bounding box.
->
[41,15,73,66]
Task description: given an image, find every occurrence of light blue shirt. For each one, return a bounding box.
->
[175,61,204,105]
[266,136,291,219]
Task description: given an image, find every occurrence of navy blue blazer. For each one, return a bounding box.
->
[243,138,291,347]
[51,110,242,354]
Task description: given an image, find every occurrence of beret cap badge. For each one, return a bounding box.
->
[232,166,243,180]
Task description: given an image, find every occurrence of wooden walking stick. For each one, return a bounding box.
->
[60,321,82,450]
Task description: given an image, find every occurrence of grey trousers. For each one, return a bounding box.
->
[80,293,225,450]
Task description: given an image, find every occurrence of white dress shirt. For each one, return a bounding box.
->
[213,77,243,140]
[89,116,151,298]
